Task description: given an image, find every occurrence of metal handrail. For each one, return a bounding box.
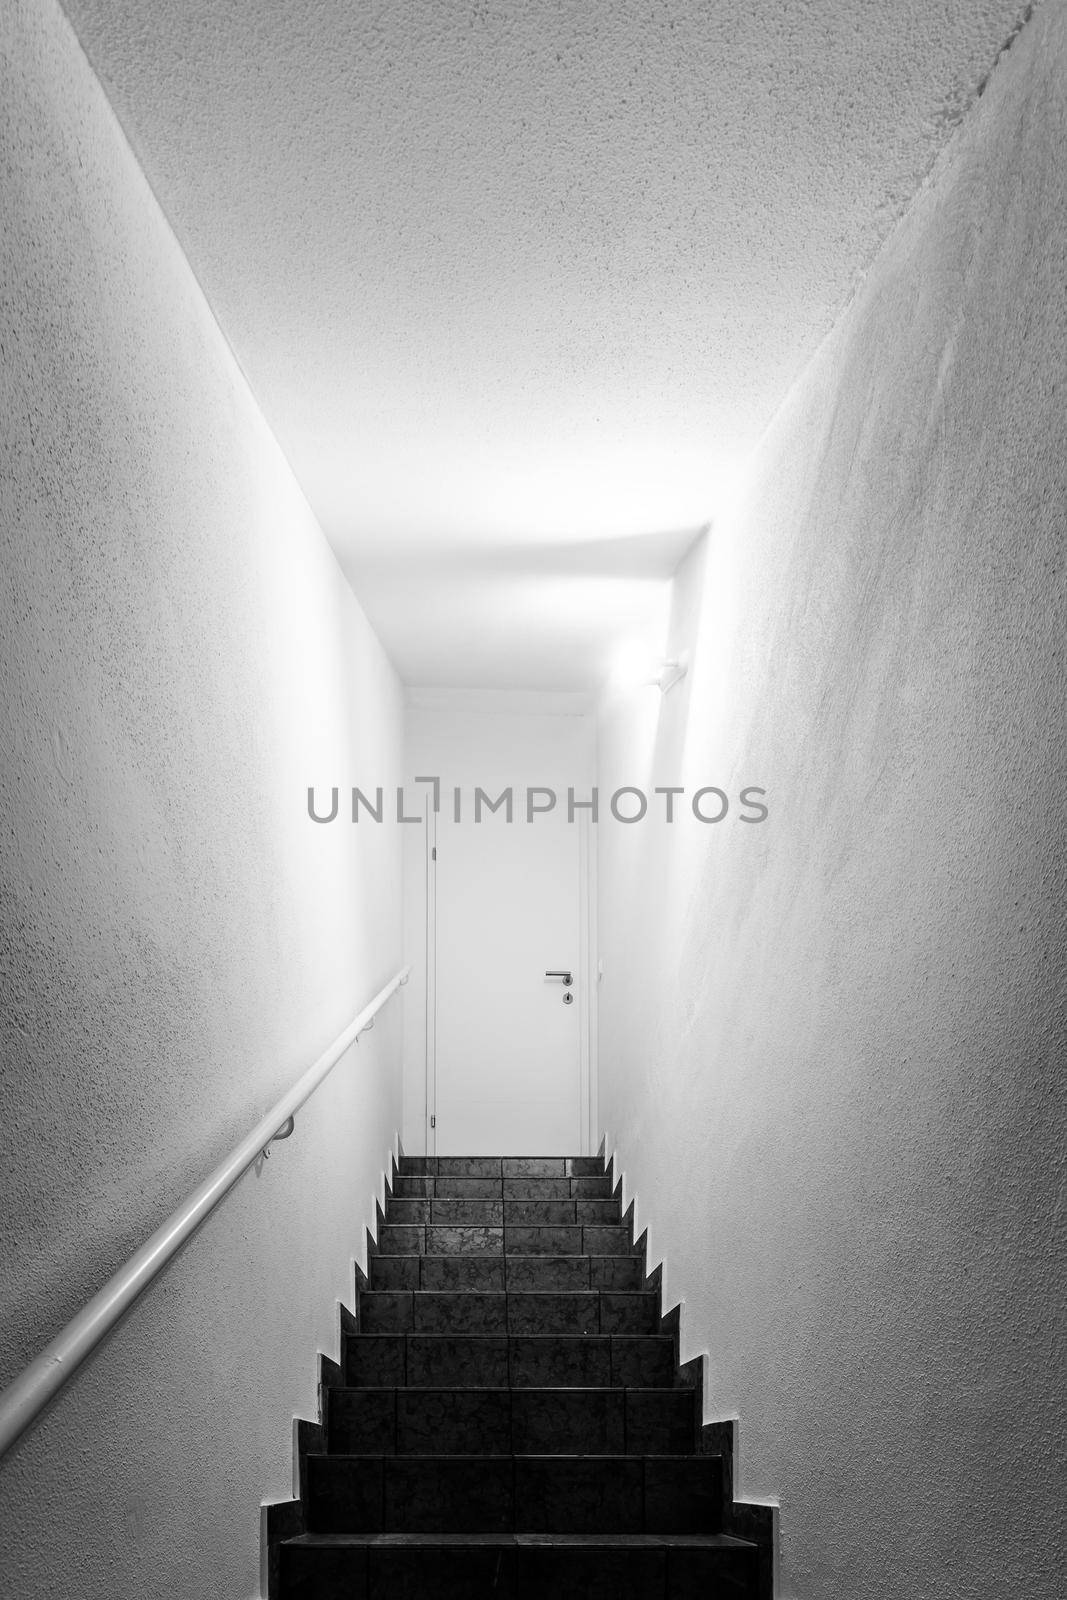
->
[0,965,411,1461]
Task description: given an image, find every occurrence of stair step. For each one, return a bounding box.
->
[376,1222,639,1256]
[343,1333,680,1389]
[370,1252,646,1291]
[327,1386,697,1455]
[280,1530,758,1598]
[305,1453,724,1535]
[397,1156,606,1178]
[391,1174,616,1199]
[385,1197,622,1225]
[370,1254,502,1291]
[359,1289,661,1335]
[506,1254,644,1290]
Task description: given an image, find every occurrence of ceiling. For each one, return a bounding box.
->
[62,0,1030,689]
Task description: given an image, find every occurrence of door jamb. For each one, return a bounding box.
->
[423,799,597,1155]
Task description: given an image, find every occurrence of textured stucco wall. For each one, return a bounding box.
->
[597,8,1066,1598]
[0,4,404,1597]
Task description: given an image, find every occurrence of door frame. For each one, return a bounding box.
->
[422,802,597,1156]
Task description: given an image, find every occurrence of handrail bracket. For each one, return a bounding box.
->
[262,1113,296,1159]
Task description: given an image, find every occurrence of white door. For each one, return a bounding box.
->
[430,795,586,1155]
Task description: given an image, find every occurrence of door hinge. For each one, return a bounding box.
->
[431,846,437,861]
[430,1114,436,1129]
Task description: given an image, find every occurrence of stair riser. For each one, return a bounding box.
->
[386,1199,622,1225]
[280,1540,756,1600]
[306,1454,723,1535]
[359,1291,660,1336]
[370,1254,646,1291]
[397,1157,606,1178]
[391,1176,616,1198]
[327,1387,697,1455]
[343,1333,679,1389]
[377,1225,639,1256]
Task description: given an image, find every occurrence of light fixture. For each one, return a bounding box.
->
[653,652,689,694]
[606,630,687,699]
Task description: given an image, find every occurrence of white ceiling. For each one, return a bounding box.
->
[62,0,1030,689]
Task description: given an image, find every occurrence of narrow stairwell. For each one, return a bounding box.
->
[275,1153,760,1597]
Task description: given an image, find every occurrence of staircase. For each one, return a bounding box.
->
[275,1153,760,1597]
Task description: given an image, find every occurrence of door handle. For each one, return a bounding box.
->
[545,970,573,986]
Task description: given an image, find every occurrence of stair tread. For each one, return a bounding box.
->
[312,1452,711,1462]
[344,1331,674,1345]
[362,1288,653,1295]
[337,1382,681,1395]
[374,1253,628,1260]
[359,1288,654,1302]
[284,1531,754,1549]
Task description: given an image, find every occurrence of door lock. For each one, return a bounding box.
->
[562,992,574,1005]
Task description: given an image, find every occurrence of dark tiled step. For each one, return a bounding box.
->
[509,1335,674,1389]
[327,1386,696,1455]
[386,1198,622,1226]
[366,1254,513,1293]
[343,1333,679,1389]
[505,1175,615,1198]
[280,1531,758,1599]
[387,1199,502,1225]
[368,1253,645,1292]
[370,1255,502,1291]
[377,1224,505,1255]
[507,1225,584,1255]
[376,1223,640,1257]
[505,1254,644,1292]
[391,1174,616,1199]
[397,1156,606,1178]
[358,1290,660,1335]
[398,1157,502,1177]
[305,1453,723,1534]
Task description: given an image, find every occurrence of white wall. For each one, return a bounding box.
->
[402,691,596,1151]
[0,5,404,1597]
[597,8,1066,1599]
